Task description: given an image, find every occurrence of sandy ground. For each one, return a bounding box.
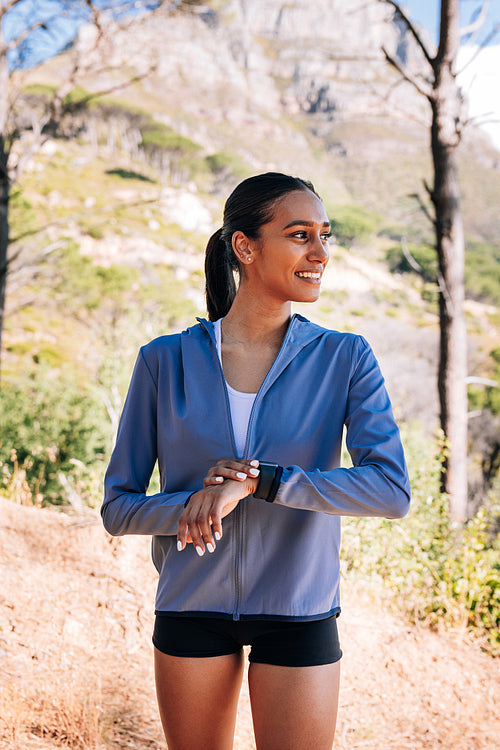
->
[0,497,498,749]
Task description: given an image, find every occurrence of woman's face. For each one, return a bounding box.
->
[240,189,331,305]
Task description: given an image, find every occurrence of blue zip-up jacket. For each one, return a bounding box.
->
[102,314,410,621]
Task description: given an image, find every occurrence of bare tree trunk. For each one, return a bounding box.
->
[380,0,470,520]
[431,0,468,521]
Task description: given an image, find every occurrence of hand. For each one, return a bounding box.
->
[176,471,259,556]
[203,458,260,487]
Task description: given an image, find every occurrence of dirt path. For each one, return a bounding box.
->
[0,498,498,749]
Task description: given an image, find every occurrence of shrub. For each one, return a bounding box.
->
[464,240,500,305]
[329,205,381,246]
[0,368,110,507]
[386,242,437,282]
[342,428,500,654]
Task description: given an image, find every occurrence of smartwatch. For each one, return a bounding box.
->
[253,461,283,503]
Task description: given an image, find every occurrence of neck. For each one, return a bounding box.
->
[221,289,292,346]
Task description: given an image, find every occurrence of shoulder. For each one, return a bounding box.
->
[141,320,206,356]
[295,315,370,356]
[137,321,208,379]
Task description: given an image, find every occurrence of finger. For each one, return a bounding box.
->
[203,475,224,488]
[186,516,206,556]
[196,509,217,553]
[177,513,189,551]
[214,458,260,473]
[213,466,259,482]
[210,506,223,542]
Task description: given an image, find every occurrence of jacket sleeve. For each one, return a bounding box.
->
[101,348,191,536]
[274,337,410,519]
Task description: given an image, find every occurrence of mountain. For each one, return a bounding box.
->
[6,0,500,432]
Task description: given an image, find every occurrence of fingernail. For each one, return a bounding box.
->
[215,531,222,541]
[250,460,259,467]
[249,468,260,476]
[236,472,247,479]
[177,541,183,552]
[215,476,223,482]
[196,546,204,557]
[207,542,215,553]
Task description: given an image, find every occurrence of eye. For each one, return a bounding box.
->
[321,231,332,242]
[290,230,308,240]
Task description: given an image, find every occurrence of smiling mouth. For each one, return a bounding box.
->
[295,271,322,280]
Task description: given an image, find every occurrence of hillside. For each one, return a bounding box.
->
[2,0,500,507]
[1,497,499,749]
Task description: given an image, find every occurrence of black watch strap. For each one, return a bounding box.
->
[254,461,283,503]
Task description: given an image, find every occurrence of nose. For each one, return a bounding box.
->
[308,233,330,265]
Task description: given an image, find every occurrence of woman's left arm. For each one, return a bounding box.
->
[273,337,411,519]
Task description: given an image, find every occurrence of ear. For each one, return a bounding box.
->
[232,231,255,265]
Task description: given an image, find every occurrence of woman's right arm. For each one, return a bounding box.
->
[102,348,192,537]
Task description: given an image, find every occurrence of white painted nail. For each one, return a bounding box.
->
[215,476,224,482]
[177,541,183,552]
[250,460,259,467]
[215,531,222,541]
[196,546,204,557]
[249,468,260,476]
[207,542,215,553]
[236,472,247,480]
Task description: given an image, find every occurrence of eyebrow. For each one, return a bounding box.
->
[282,219,331,230]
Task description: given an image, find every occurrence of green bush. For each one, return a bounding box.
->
[464,240,500,305]
[329,205,381,246]
[342,428,500,654]
[385,238,500,306]
[140,123,201,154]
[0,368,110,507]
[386,242,437,283]
[49,240,136,311]
[468,349,500,416]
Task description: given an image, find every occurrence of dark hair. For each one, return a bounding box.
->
[205,172,319,321]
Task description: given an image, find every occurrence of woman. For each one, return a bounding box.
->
[102,172,410,750]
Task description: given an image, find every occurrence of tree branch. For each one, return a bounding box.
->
[0,0,25,18]
[410,188,436,228]
[7,21,51,52]
[457,23,500,75]
[382,46,434,100]
[378,0,435,68]
[459,0,490,39]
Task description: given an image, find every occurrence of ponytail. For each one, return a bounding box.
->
[204,228,238,321]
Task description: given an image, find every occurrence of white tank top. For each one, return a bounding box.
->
[214,319,257,457]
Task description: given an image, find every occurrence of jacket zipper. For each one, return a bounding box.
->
[204,315,299,620]
[205,325,242,619]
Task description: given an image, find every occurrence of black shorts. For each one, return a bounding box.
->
[152,614,342,667]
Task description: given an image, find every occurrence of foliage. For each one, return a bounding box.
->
[9,187,38,240]
[385,238,500,306]
[0,368,110,508]
[140,122,201,154]
[329,204,381,246]
[342,429,500,655]
[464,240,500,306]
[468,348,500,417]
[385,242,437,283]
[48,240,137,311]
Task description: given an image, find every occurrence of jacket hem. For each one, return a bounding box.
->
[154,607,341,621]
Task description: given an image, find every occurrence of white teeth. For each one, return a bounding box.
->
[296,272,321,279]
